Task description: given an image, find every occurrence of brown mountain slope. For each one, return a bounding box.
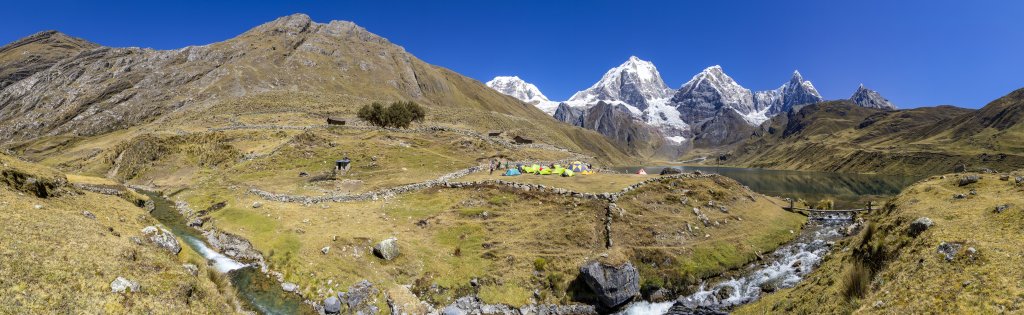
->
[0,30,97,90]
[727,92,1024,176]
[0,14,629,163]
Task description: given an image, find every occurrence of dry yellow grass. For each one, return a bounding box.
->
[0,162,237,314]
[460,172,653,194]
[736,172,1024,314]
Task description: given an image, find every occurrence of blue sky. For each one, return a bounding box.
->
[3,0,1022,108]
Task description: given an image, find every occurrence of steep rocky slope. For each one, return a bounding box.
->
[0,30,97,90]
[0,14,629,164]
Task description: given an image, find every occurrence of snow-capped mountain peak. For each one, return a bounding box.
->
[486,76,549,103]
[849,84,897,109]
[485,76,560,114]
[565,56,673,111]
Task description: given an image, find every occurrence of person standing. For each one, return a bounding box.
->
[489,159,495,175]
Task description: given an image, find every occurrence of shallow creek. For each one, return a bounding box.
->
[143,191,313,315]
[618,221,849,314]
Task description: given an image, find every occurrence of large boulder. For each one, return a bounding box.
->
[958,175,980,186]
[579,260,640,308]
[373,238,400,260]
[907,217,934,237]
[141,225,181,254]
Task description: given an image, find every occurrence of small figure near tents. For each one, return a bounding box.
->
[636,168,648,175]
[504,168,521,176]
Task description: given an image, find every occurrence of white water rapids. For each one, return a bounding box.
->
[618,222,848,314]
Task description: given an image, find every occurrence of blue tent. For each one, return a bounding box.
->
[504,168,521,176]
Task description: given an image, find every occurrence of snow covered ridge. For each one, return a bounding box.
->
[486,56,896,145]
[486,76,560,114]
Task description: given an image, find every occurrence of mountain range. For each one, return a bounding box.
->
[487,57,898,154]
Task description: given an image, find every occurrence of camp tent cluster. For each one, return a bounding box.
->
[504,161,593,177]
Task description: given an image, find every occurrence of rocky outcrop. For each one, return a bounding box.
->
[937,242,962,261]
[342,280,380,315]
[907,217,934,237]
[441,296,596,315]
[141,225,181,254]
[203,230,262,262]
[578,261,641,308]
[958,175,980,186]
[110,277,140,293]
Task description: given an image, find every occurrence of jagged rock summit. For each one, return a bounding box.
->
[565,55,674,111]
[850,84,897,109]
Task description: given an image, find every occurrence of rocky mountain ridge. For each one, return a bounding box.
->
[488,58,897,152]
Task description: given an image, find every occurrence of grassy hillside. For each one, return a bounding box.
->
[736,171,1024,314]
[0,14,632,165]
[726,91,1024,176]
[168,169,802,309]
[0,154,239,314]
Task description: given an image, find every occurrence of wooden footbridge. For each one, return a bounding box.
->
[783,200,876,220]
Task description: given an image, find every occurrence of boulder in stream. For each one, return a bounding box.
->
[579,260,640,308]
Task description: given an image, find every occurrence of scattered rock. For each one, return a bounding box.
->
[907,217,934,237]
[958,175,979,186]
[321,246,330,255]
[1000,175,1010,181]
[323,296,341,314]
[141,225,181,254]
[1016,176,1023,184]
[873,300,885,308]
[111,277,140,293]
[252,202,262,208]
[298,172,309,177]
[579,260,640,308]
[953,163,967,173]
[281,282,299,292]
[182,264,199,276]
[82,211,96,219]
[994,204,1010,213]
[937,242,962,261]
[373,238,400,260]
[969,189,977,195]
[953,193,966,200]
[343,280,379,315]
[188,218,204,228]
[33,204,43,209]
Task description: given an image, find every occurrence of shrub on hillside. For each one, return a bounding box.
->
[357,101,426,128]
